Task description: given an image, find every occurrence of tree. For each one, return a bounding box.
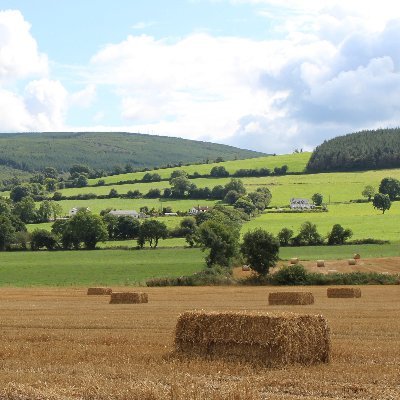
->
[234,197,257,216]
[294,221,324,246]
[179,217,197,247]
[241,229,280,276]
[145,188,161,198]
[30,229,58,250]
[61,210,108,249]
[45,178,57,192]
[10,185,32,202]
[0,215,16,250]
[138,220,168,248]
[36,200,54,222]
[198,220,239,268]
[102,213,119,239]
[379,177,400,201]
[211,185,225,199]
[224,178,246,196]
[224,190,240,205]
[248,188,272,211]
[327,224,353,245]
[13,196,37,223]
[74,174,88,188]
[362,185,376,201]
[312,193,323,206]
[43,167,58,179]
[69,164,90,178]
[108,188,119,198]
[277,227,294,246]
[210,166,229,177]
[373,193,391,214]
[169,170,188,181]
[115,216,140,239]
[170,176,192,197]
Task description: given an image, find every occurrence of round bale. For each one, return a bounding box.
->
[353,253,361,259]
[316,260,325,267]
[290,258,299,265]
[348,259,356,265]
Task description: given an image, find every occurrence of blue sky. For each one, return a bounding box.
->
[1,0,400,153]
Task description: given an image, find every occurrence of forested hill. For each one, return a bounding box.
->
[306,128,400,173]
[0,132,265,173]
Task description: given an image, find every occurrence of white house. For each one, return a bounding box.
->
[108,210,141,218]
[290,198,313,210]
[189,206,209,215]
[69,207,90,216]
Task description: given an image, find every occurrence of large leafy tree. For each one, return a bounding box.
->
[138,220,168,248]
[373,193,391,214]
[241,229,280,276]
[116,216,140,239]
[198,220,239,268]
[294,221,324,246]
[0,215,16,251]
[379,177,400,201]
[327,224,353,245]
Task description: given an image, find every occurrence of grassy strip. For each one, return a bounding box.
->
[0,248,204,287]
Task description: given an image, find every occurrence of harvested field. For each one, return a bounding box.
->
[175,310,329,366]
[87,287,112,295]
[0,286,398,399]
[268,291,314,305]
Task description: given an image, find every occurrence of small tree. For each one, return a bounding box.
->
[108,188,119,198]
[312,193,323,206]
[362,185,376,201]
[373,193,391,214]
[31,229,58,250]
[294,221,324,246]
[138,220,168,248]
[0,215,16,251]
[234,197,256,216]
[379,177,400,201]
[241,229,280,276]
[327,224,353,245]
[277,227,294,246]
[115,216,140,239]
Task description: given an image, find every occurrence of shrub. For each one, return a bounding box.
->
[272,264,308,285]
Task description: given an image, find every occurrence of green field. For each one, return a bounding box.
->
[0,248,204,286]
[244,202,400,241]
[86,152,311,185]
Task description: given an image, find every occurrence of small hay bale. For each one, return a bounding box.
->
[327,287,361,298]
[348,259,356,265]
[87,287,112,295]
[290,258,299,264]
[327,269,338,274]
[268,292,314,305]
[109,292,148,304]
[174,311,330,366]
[242,265,251,271]
[353,253,361,259]
[316,260,325,267]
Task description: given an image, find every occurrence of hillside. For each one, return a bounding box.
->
[306,128,400,172]
[0,131,265,174]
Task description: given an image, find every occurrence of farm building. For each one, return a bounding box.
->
[189,206,209,215]
[69,207,90,216]
[290,198,314,210]
[108,210,143,218]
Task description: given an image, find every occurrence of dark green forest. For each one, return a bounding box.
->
[306,128,400,172]
[0,132,265,174]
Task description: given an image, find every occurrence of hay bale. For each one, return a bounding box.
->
[348,259,356,265]
[327,287,361,298]
[242,265,251,271]
[316,260,325,267]
[87,287,112,295]
[109,292,148,304]
[290,258,299,264]
[268,292,314,305]
[174,311,330,366]
[327,269,338,274]
[353,253,361,259]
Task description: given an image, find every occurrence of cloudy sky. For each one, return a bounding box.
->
[1,0,400,153]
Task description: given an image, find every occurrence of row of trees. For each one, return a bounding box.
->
[361,177,400,214]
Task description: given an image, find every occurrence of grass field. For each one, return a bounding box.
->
[0,249,203,286]
[86,152,311,185]
[1,244,400,287]
[0,285,398,399]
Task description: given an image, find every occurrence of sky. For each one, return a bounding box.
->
[1,0,400,154]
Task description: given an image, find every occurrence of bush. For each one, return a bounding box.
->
[272,264,308,285]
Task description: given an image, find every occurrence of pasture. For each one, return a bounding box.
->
[0,285,398,399]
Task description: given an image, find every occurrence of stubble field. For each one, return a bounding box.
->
[0,285,399,399]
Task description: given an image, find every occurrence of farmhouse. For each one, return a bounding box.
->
[108,210,142,218]
[69,207,90,216]
[189,206,209,215]
[290,198,314,210]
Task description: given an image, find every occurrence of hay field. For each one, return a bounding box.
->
[0,286,398,399]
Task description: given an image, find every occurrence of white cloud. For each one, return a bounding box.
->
[0,10,48,81]
[69,84,96,108]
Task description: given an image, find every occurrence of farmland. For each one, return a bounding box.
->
[0,285,398,399]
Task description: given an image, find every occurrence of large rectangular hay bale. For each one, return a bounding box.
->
[109,292,148,304]
[175,311,330,366]
[87,287,112,295]
[268,291,314,305]
[327,287,361,298]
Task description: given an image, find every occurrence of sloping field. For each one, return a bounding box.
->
[0,286,398,399]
